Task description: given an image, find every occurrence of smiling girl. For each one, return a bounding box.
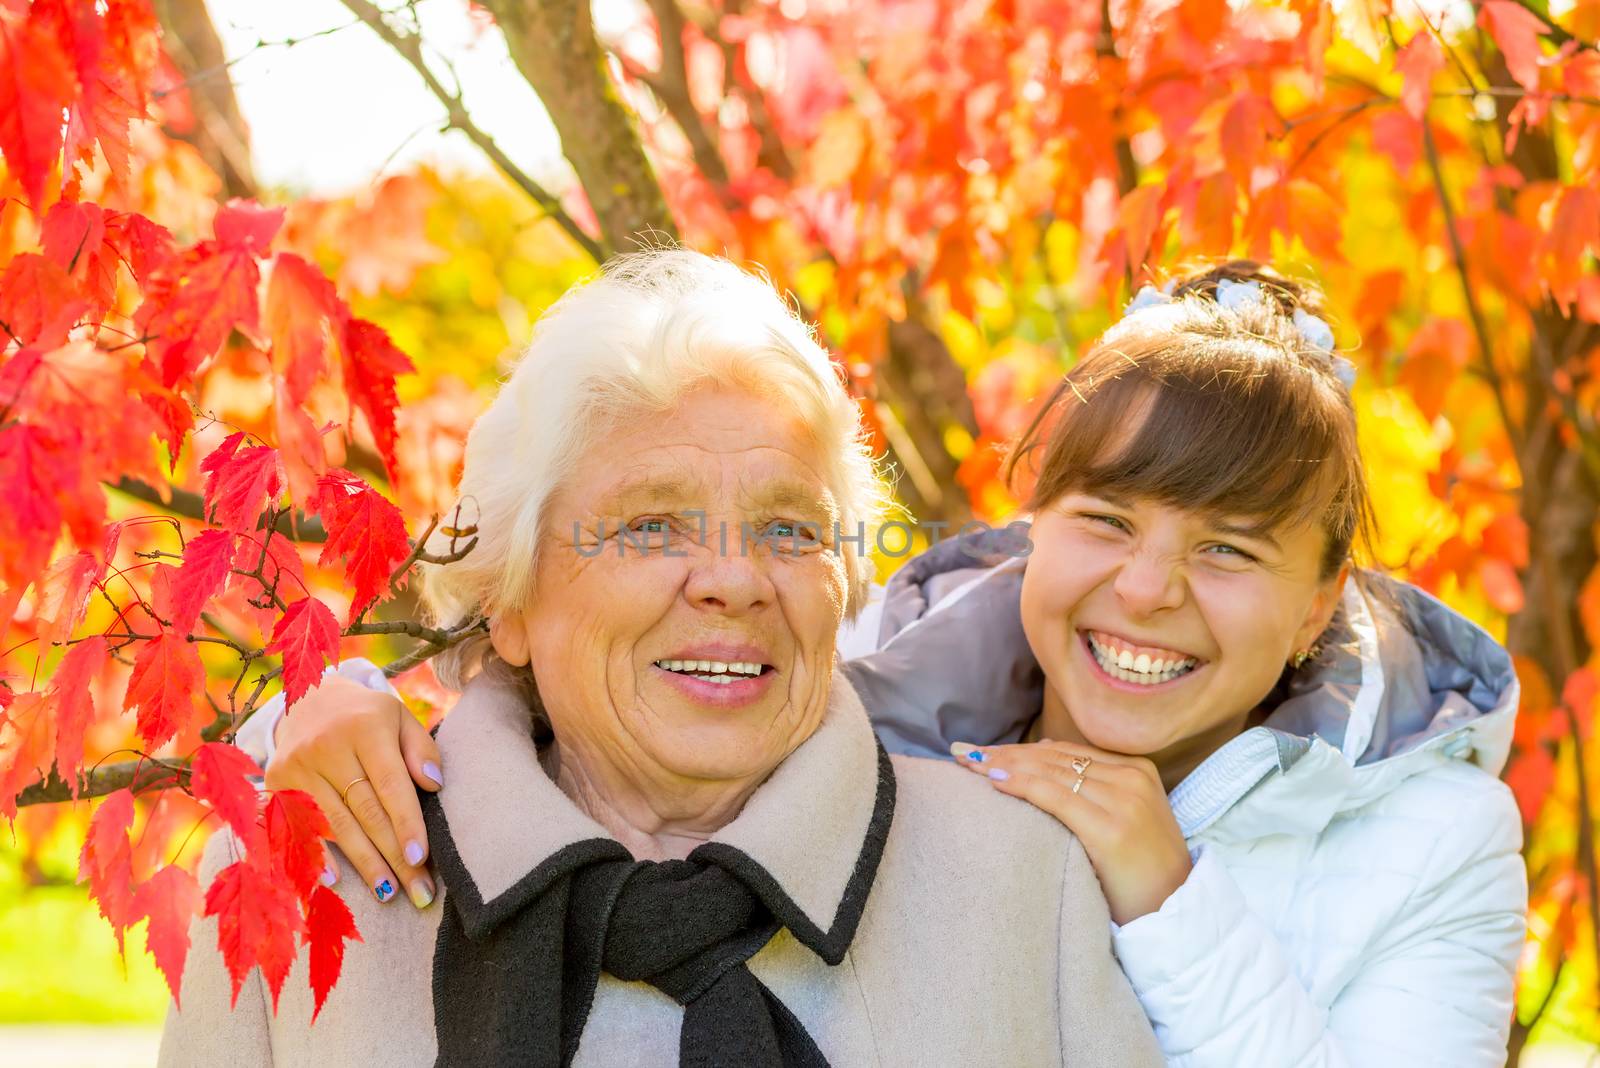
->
[240,261,1526,1065]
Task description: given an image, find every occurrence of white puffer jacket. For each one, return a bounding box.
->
[842,528,1527,1067]
[242,530,1528,1066]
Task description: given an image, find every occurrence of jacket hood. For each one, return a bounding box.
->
[840,523,1519,842]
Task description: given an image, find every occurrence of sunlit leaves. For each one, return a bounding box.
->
[267,598,341,708]
[311,469,411,623]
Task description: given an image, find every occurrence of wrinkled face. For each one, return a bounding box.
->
[1020,491,1345,760]
[495,386,847,792]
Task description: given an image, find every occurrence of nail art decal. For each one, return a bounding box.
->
[950,742,985,763]
[375,878,396,902]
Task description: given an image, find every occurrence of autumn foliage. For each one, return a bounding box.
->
[1,0,1598,1051]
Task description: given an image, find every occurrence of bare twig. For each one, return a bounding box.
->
[151,16,367,102]
[631,0,730,187]
[1420,118,1527,459]
[337,0,604,262]
[689,0,794,180]
[380,618,488,678]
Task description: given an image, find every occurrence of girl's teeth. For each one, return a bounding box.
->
[1087,634,1196,686]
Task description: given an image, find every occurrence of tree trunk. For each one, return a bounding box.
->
[480,0,678,256]
[151,0,258,200]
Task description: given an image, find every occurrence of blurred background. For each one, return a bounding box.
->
[2,0,1599,1063]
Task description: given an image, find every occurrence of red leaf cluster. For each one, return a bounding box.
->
[311,469,413,623]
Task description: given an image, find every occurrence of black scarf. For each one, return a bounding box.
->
[420,743,897,1068]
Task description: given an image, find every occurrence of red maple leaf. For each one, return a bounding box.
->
[135,862,202,1005]
[267,597,341,708]
[204,858,304,1010]
[188,742,262,842]
[199,432,284,533]
[1394,32,1444,121]
[122,628,203,750]
[49,634,105,792]
[274,395,332,505]
[32,549,100,652]
[78,787,137,952]
[0,691,52,819]
[33,0,158,190]
[166,528,235,633]
[340,317,415,482]
[265,788,332,900]
[213,200,286,255]
[266,253,345,406]
[0,422,103,594]
[0,253,89,347]
[311,469,411,622]
[1479,1,1550,92]
[0,7,77,210]
[305,883,361,1021]
[104,209,175,283]
[133,200,286,388]
[39,199,120,321]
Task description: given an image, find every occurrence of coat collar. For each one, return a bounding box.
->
[427,667,892,952]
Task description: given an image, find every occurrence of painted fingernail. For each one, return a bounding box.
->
[374,878,396,902]
[950,742,984,762]
[405,840,425,866]
[319,865,338,887]
[409,878,435,909]
[987,768,1010,781]
[421,761,444,788]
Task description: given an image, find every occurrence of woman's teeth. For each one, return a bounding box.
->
[655,659,766,685]
[1086,633,1198,686]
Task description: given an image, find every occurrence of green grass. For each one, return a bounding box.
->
[0,843,169,1024]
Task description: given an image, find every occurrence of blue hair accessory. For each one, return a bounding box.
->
[1122,279,1357,391]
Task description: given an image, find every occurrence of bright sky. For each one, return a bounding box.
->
[205,0,638,197]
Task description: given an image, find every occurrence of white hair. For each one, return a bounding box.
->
[422,248,889,689]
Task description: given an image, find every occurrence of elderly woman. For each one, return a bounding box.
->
[159,251,1161,1067]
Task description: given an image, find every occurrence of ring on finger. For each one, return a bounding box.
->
[339,775,371,807]
[1070,756,1091,795]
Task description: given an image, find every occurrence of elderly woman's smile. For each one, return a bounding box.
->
[487,385,847,836]
[650,644,777,703]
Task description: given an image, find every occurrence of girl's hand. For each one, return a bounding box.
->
[951,739,1191,925]
[263,675,443,909]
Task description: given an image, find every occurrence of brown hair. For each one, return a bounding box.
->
[1006,260,1375,579]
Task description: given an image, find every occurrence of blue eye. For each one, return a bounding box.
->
[630,518,668,533]
[765,520,821,548]
[1206,543,1255,561]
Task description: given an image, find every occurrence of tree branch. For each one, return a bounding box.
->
[15,755,190,807]
[337,0,605,262]
[688,0,794,180]
[631,0,730,188]
[109,477,327,542]
[1420,118,1527,459]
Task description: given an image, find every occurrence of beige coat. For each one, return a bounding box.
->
[160,671,1161,1067]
